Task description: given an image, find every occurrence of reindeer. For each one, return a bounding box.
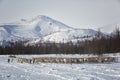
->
[8,55,16,63]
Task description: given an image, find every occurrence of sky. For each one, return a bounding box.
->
[0,0,120,29]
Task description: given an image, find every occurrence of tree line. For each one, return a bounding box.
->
[0,28,120,55]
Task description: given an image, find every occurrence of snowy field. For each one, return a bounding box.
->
[0,54,120,80]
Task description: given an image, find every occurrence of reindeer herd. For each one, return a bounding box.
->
[8,55,118,64]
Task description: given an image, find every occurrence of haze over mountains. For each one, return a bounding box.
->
[100,23,120,34]
[0,15,119,45]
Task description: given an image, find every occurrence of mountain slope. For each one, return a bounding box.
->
[0,15,72,41]
[0,15,100,45]
[40,29,98,43]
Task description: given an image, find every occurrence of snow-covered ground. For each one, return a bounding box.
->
[0,54,120,80]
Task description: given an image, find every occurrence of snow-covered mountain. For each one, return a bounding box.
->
[28,29,99,45]
[0,15,100,45]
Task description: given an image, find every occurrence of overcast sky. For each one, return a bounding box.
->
[0,0,120,29]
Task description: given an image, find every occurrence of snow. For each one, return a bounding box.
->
[0,27,9,41]
[42,29,98,43]
[0,54,120,80]
[0,15,99,45]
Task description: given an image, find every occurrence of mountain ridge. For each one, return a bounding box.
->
[0,15,103,45]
